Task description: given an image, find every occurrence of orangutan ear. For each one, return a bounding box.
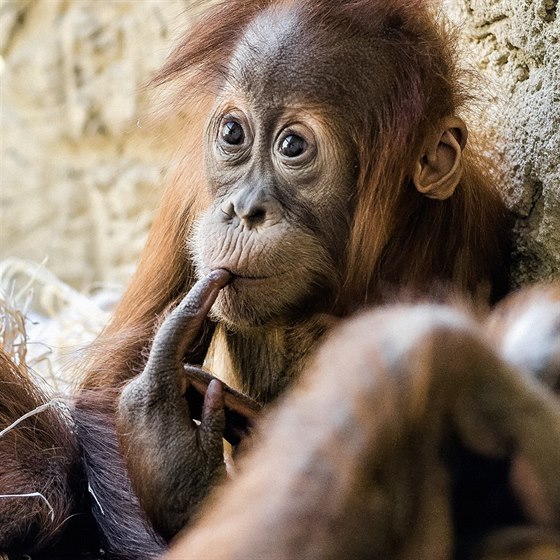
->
[413,116,468,200]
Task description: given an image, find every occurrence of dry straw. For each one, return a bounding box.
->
[0,257,114,393]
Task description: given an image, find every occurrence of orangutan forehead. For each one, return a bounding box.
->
[225,5,386,110]
[226,7,318,102]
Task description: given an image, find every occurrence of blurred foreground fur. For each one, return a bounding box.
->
[0,352,93,555]
[0,284,559,558]
[0,283,101,557]
[168,284,560,560]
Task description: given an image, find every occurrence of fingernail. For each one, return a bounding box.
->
[208,269,233,287]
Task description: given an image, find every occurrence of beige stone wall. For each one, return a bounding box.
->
[444,0,560,285]
[1,0,195,289]
[1,0,558,291]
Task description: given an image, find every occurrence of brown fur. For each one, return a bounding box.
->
[0,350,79,552]
[73,0,511,552]
[0,348,165,557]
[73,390,166,558]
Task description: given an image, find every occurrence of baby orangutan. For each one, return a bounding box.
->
[75,0,513,553]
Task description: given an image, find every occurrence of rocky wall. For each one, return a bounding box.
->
[445,0,559,285]
[1,0,195,289]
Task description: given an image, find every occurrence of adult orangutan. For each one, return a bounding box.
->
[0,0,517,557]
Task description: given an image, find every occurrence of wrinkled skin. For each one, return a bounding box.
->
[117,270,232,539]
[0,2,515,556]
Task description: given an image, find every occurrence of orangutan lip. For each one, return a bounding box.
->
[217,268,277,283]
[214,267,289,282]
[229,272,271,281]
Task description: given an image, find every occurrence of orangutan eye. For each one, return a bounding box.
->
[221,121,245,145]
[279,134,307,158]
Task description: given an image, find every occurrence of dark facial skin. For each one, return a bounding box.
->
[191,8,361,329]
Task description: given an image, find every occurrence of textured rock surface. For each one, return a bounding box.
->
[445,0,560,286]
[1,0,194,288]
[1,0,559,289]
